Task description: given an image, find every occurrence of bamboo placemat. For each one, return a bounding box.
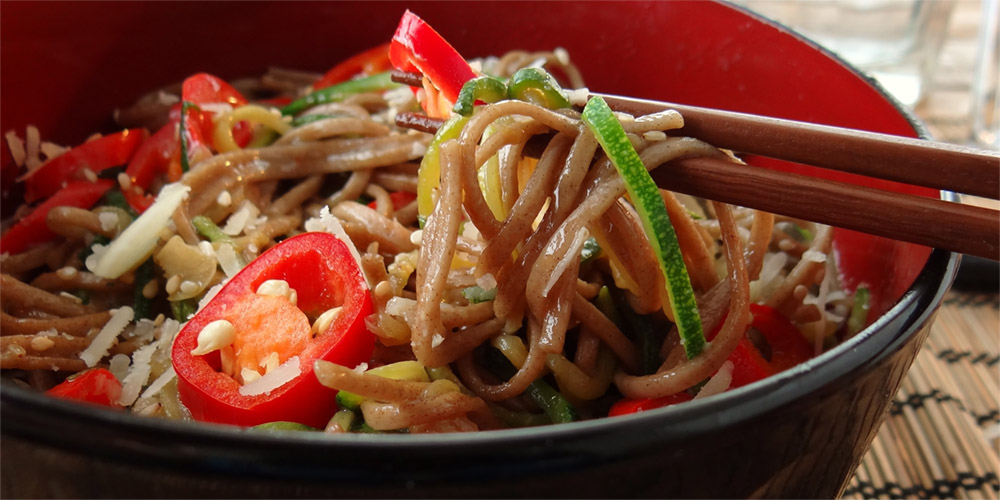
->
[842,291,1000,499]
[837,2,1000,496]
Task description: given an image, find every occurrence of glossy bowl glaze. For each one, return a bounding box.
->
[0,1,957,498]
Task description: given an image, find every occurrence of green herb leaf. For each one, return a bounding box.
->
[170,298,199,323]
[281,71,399,116]
[462,285,497,304]
[847,286,871,336]
[580,236,601,264]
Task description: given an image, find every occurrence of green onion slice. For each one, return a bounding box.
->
[452,76,508,117]
[281,71,399,116]
[508,67,570,110]
[417,114,470,225]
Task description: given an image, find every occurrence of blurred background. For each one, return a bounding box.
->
[734,0,996,150]
[733,0,999,497]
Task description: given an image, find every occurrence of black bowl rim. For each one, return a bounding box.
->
[0,0,960,469]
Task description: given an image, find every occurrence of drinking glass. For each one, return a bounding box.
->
[733,0,956,107]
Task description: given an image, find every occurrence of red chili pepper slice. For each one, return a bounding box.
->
[725,337,774,389]
[23,129,145,203]
[46,368,123,408]
[707,303,814,388]
[747,303,814,372]
[255,96,293,107]
[179,102,215,170]
[389,10,477,106]
[181,73,248,108]
[181,73,253,152]
[172,232,376,428]
[122,120,181,213]
[367,190,417,211]
[608,391,692,417]
[609,304,814,415]
[1,179,114,254]
[314,42,393,90]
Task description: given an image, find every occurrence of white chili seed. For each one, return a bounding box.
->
[256,279,297,305]
[190,319,236,356]
[311,307,342,336]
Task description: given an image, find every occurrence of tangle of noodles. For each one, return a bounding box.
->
[1,49,861,433]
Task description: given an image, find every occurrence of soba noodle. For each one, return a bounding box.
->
[0,48,860,433]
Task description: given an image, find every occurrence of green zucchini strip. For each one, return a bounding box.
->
[581,96,705,358]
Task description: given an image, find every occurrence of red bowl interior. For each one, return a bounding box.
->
[0,3,955,498]
[0,1,933,319]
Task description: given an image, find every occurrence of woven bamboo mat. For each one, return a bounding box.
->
[837,2,1000,496]
[842,291,1000,499]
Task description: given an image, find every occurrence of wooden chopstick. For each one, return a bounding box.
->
[388,71,1000,259]
[650,156,998,260]
[600,94,1000,201]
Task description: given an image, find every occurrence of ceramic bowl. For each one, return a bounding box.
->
[0,1,957,497]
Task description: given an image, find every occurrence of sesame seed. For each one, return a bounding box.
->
[179,280,199,295]
[409,230,423,246]
[374,280,392,299]
[142,279,159,299]
[81,168,98,183]
[30,336,55,352]
[165,275,181,295]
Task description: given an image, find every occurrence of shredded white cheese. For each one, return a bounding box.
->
[123,318,181,403]
[198,240,215,256]
[642,130,668,142]
[79,307,134,367]
[215,243,243,277]
[24,125,41,172]
[305,206,367,288]
[542,227,589,297]
[119,343,156,406]
[40,141,68,160]
[239,356,301,396]
[385,296,416,321]
[694,360,734,400]
[216,190,233,207]
[198,102,234,115]
[84,242,110,274]
[222,200,261,236]
[409,140,428,158]
[91,183,191,279]
[565,87,591,107]
[634,109,685,130]
[802,250,827,263]
[98,212,119,232]
[197,281,226,314]
[128,318,157,342]
[140,366,176,400]
[108,353,131,381]
[476,273,498,292]
[431,333,445,348]
[5,130,25,166]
